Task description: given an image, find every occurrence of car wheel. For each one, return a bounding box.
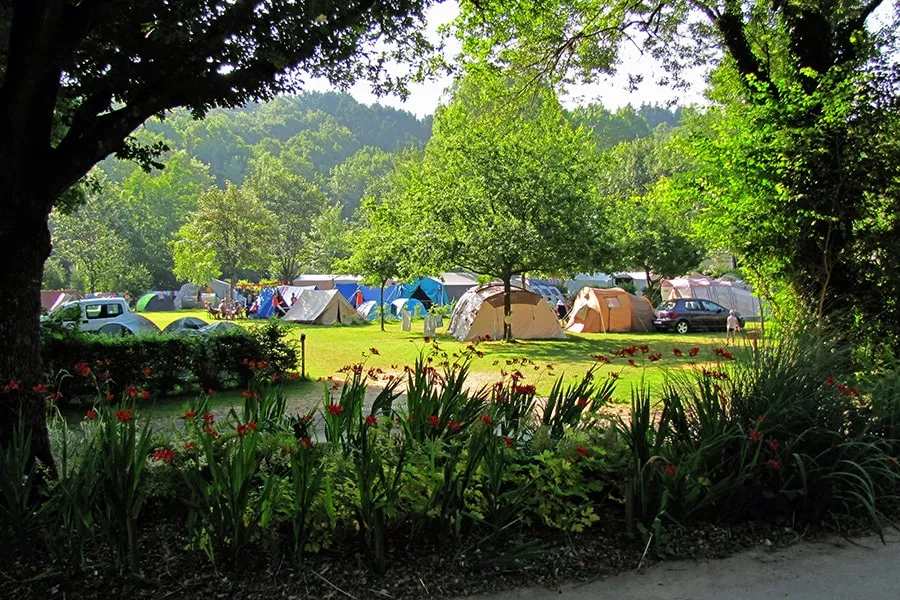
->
[675,320,690,334]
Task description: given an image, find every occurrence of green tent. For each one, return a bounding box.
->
[136,292,175,312]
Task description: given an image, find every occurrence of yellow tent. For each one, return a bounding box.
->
[565,287,654,333]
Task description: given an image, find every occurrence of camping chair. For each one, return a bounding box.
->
[205,302,222,320]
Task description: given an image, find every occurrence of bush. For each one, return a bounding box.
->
[41,320,299,401]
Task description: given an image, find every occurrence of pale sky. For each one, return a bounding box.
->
[307,2,710,118]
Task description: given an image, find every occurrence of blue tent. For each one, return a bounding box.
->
[249,287,288,319]
[391,298,427,317]
[357,300,397,321]
[338,283,402,306]
[401,278,449,308]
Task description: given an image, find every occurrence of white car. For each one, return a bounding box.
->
[47,298,160,334]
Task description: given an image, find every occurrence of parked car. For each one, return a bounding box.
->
[44,298,160,334]
[653,298,745,334]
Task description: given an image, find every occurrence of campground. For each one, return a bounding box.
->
[134,309,756,419]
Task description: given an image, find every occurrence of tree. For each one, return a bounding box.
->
[300,204,350,274]
[339,153,424,330]
[244,152,328,282]
[0,1,436,465]
[454,0,900,344]
[327,146,395,218]
[412,70,608,341]
[173,184,274,304]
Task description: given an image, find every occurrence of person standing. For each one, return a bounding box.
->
[726,310,741,345]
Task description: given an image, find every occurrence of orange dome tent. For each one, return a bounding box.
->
[565,287,654,333]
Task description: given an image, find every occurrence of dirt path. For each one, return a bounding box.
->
[467,532,900,600]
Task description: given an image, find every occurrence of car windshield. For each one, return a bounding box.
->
[657,301,676,310]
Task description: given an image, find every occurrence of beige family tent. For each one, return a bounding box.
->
[565,287,654,333]
[447,285,565,341]
[283,290,362,325]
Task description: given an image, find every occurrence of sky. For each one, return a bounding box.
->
[307,2,710,118]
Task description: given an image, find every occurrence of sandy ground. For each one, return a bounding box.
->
[466,532,900,600]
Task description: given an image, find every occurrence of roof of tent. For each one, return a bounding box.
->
[661,273,761,318]
[565,287,654,333]
[279,285,316,303]
[41,290,78,312]
[136,292,176,312]
[357,300,397,321]
[283,290,362,325]
[391,297,427,317]
[447,285,565,341]
[210,279,246,303]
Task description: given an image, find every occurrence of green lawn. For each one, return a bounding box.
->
[143,310,753,405]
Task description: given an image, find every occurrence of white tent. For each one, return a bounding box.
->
[661,273,761,318]
[282,290,362,325]
[279,285,316,305]
[447,285,565,341]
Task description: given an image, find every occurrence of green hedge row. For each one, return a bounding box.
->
[40,321,298,402]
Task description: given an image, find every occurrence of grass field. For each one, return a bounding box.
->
[142,310,753,409]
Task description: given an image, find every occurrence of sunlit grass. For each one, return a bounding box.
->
[142,310,755,403]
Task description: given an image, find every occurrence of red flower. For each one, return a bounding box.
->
[767,459,781,471]
[126,386,138,398]
[689,347,700,357]
[673,348,683,357]
[236,423,249,437]
[596,354,610,363]
[722,351,734,360]
[448,420,462,432]
[106,392,115,401]
[204,425,219,439]
[849,387,860,398]
[140,389,150,400]
[369,347,380,355]
[32,382,47,393]
[750,430,762,443]
[74,362,92,377]
[428,414,440,428]
[628,359,636,367]
[152,448,175,464]
[837,384,850,395]
[207,388,216,396]
[423,336,430,343]
[665,464,677,477]
[328,403,342,416]
[576,397,588,408]
[183,409,197,419]
[281,444,293,455]
[575,445,589,458]
[6,379,21,391]
[248,420,257,431]
[648,353,662,362]
[503,436,513,448]
[767,438,780,451]
[824,376,836,387]
[757,415,766,423]
[639,345,650,354]
[85,409,98,421]
[183,441,198,451]
[49,391,63,401]
[301,437,313,448]
[609,372,619,379]
[242,389,252,398]
[115,409,132,423]
[365,415,378,428]
[142,367,152,378]
[289,372,301,380]
[713,347,724,356]
[202,412,215,424]
[480,414,493,426]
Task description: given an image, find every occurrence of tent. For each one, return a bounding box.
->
[210,279,246,304]
[391,298,427,318]
[279,285,316,306]
[174,283,201,309]
[447,285,566,341]
[525,278,566,306]
[163,317,208,335]
[401,273,480,308]
[249,287,290,319]
[292,274,362,291]
[661,274,761,319]
[136,292,176,312]
[565,287,654,333]
[337,283,401,307]
[41,290,77,313]
[283,290,362,325]
[357,300,396,321]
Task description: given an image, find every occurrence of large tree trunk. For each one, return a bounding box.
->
[0,194,55,472]
[503,275,513,342]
